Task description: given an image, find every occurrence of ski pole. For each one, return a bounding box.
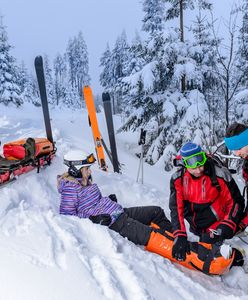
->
[136,128,146,184]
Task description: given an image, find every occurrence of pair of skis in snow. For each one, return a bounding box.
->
[83,86,120,173]
[36,57,120,173]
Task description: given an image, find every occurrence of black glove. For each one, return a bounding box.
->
[89,214,112,226]
[216,224,234,239]
[108,194,118,202]
[172,236,190,261]
[200,232,222,244]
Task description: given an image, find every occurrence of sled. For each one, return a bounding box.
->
[0,137,56,187]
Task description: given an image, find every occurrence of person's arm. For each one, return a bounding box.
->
[169,174,187,238]
[216,176,245,239]
[59,184,78,216]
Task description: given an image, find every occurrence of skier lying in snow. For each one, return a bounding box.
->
[57,150,244,275]
[170,142,246,262]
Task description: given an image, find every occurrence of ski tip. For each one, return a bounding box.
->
[83,86,93,98]
[83,85,91,92]
[102,92,111,102]
[34,56,43,67]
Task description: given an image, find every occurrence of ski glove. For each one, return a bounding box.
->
[200,231,222,244]
[108,194,118,202]
[216,224,234,239]
[89,214,112,226]
[172,236,190,261]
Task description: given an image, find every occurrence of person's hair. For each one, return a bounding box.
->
[225,122,248,137]
[81,167,92,187]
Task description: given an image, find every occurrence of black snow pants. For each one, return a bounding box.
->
[109,206,172,246]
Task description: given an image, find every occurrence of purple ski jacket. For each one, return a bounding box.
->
[57,174,124,225]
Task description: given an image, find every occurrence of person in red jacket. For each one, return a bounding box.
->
[169,142,245,261]
[224,122,248,230]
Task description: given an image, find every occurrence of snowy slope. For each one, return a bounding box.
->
[0,103,248,300]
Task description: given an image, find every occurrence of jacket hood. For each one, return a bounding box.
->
[57,173,81,194]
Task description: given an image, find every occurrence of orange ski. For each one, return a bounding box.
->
[83,86,107,171]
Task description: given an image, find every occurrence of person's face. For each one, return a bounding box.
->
[234,145,248,158]
[81,166,91,179]
[187,165,205,177]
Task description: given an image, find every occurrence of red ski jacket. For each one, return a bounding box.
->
[169,160,245,238]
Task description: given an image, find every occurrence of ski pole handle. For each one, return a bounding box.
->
[138,128,147,145]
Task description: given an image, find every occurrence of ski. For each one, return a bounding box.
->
[83,86,107,171]
[102,92,120,173]
[34,56,54,144]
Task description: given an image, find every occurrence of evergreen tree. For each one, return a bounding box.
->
[164,0,212,21]
[66,31,90,101]
[142,0,165,35]
[43,54,55,105]
[54,53,67,106]
[0,17,22,106]
[99,43,112,90]
[100,31,129,113]
[236,0,248,88]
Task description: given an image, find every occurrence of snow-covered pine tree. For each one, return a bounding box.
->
[236,0,248,87]
[110,31,130,113]
[54,53,67,106]
[232,0,248,124]
[188,6,222,144]
[164,0,212,21]
[0,17,22,106]
[43,54,55,106]
[99,43,112,91]
[66,31,90,106]
[142,0,165,34]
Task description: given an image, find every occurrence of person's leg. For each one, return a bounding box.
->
[124,206,172,232]
[109,212,152,245]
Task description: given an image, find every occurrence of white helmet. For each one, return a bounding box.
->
[63,150,96,170]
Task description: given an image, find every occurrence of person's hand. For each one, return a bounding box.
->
[89,214,112,226]
[216,224,234,239]
[200,231,222,244]
[108,194,117,202]
[172,236,190,261]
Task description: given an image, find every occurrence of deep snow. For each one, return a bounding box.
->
[0,103,248,300]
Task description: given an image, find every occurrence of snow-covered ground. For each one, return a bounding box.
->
[0,103,248,300]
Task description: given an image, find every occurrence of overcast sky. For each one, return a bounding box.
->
[0,0,240,94]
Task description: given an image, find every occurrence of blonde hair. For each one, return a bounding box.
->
[57,172,91,187]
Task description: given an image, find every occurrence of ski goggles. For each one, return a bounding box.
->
[182,152,207,169]
[64,153,96,168]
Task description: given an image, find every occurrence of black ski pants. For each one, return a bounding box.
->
[109,206,172,246]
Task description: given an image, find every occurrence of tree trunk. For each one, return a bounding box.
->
[179,0,186,93]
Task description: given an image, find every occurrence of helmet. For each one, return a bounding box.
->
[180,142,202,158]
[63,150,96,178]
[180,142,206,169]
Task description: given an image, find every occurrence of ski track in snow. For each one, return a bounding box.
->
[1,105,248,300]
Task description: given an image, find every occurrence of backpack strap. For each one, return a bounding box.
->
[206,159,221,192]
[23,138,36,161]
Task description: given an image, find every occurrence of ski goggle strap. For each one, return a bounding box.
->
[183,152,207,169]
[224,128,248,151]
[64,153,96,167]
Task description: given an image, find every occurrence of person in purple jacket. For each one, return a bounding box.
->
[58,150,172,246]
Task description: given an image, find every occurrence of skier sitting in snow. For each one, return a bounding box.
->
[57,149,244,275]
[58,150,172,246]
[169,142,245,262]
[224,122,248,232]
